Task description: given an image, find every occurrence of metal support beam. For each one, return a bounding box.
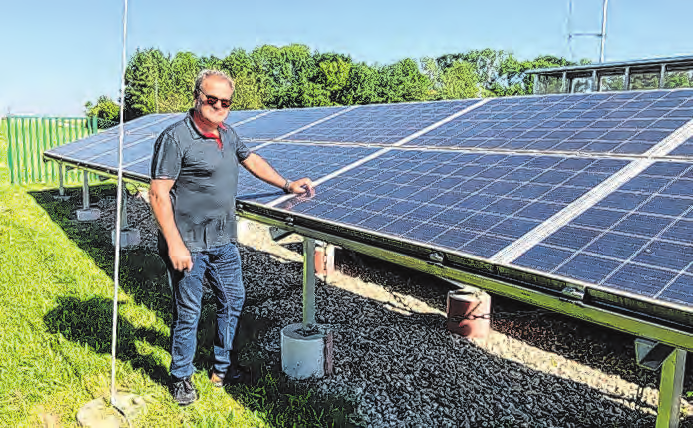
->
[302,237,316,330]
[561,71,568,93]
[82,172,90,210]
[58,164,66,196]
[656,349,687,428]
[533,74,539,95]
[592,70,599,92]
[120,188,129,230]
[660,64,668,89]
[624,66,631,90]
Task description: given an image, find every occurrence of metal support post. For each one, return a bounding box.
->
[624,67,631,90]
[82,172,90,210]
[592,70,599,92]
[58,164,66,196]
[660,64,667,89]
[561,72,568,93]
[120,188,129,230]
[53,163,71,201]
[656,349,686,428]
[532,74,539,94]
[302,237,316,330]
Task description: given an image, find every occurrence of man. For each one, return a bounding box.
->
[149,69,314,406]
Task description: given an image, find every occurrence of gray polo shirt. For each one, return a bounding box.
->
[150,110,251,252]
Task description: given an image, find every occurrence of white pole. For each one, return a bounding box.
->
[110,0,129,405]
[600,0,609,63]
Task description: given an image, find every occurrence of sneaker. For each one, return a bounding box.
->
[210,365,254,388]
[170,376,198,406]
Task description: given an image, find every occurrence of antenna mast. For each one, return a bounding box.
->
[567,0,609,63]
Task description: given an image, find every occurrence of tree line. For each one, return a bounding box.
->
[85,45,582,126]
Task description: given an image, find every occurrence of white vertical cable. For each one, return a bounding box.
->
[111,0,129,406]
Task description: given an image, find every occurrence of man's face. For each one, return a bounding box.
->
[195,75,233,125]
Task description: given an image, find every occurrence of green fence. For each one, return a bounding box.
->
[6,116,99,185]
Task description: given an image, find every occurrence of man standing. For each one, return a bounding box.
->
[149,69,313,406]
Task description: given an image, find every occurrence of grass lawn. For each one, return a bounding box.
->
[0,122,354,427]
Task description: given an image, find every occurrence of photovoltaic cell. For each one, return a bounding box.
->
[226,109,265,124]
[234,107,346,140]
[668,135,693,157]
[275,149,627,258]
[285,100,480,144]
[237,143,379,200]
[513,161,693,306]
[406,90,693,155]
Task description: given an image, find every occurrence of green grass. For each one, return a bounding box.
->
[0,126,355,427]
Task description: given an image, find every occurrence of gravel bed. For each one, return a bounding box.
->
[94,190,693,427]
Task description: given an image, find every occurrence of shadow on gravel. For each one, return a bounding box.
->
[31,185,360,427]
[240,245,672,427]
[280,240,693,411]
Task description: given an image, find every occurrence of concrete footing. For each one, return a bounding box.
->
[76,208,101,221]
[111,229,141,248]
[281,323,333,379]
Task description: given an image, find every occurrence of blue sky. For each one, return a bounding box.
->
[2,0,692,116]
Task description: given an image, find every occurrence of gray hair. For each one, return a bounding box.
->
[194,69,235,95]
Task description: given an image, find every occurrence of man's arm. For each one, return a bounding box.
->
[150,179,193,271]
[241,152,314,194]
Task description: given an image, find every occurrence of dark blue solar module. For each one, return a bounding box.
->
[275,149,628,259]
[668,135,693,157]
[513,161,693,306]
[45,114,178,158]
[234,107,346,140]
[285,100,480,144]
[226,109,265,124]
[237,143,379,201]
[406,89,693,154]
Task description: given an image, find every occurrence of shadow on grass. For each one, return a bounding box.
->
[30,184,360,427]
[44,296,170,384]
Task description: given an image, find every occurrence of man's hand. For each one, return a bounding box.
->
[169,241,193,272]
[287,178,315,196]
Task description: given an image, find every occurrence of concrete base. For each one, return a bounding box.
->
[281,323,332,379]
[111,229,141,248]
[76,208,101,222]
[53,194,71,201]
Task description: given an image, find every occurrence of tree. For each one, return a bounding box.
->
[336,62,382,105]
[440,61,482,100]
[85,96,120,128]
[124,48,172,119]
[379,58,430,103]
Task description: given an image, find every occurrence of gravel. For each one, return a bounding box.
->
[94,190,693,427]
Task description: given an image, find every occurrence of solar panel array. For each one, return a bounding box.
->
[44,89,693,318]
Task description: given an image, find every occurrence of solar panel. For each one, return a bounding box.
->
[512,161,693,306]
[234,106,346,140]
[405,90,693,155]
[42,91,693,323]
[237,143,379,201]
[274,149,628,258]
[284,100,480,144]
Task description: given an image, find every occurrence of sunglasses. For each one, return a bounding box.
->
[198,89,232,109]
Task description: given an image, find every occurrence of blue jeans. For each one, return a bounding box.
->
[162,241,245,380]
